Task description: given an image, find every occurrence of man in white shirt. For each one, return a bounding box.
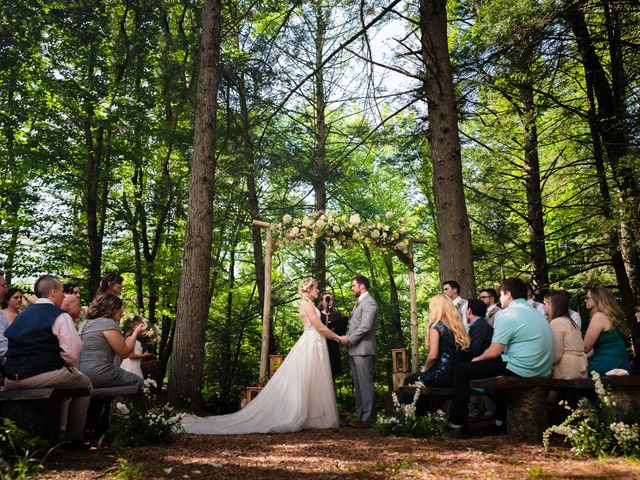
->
[3,275,92,445]
[442,280,468,325]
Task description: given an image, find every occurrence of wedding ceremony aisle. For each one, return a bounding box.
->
[36,428,639,479]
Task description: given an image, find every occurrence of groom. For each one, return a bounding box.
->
[339,275,378,427]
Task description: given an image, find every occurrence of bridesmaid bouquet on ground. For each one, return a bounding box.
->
[373,382,449,438]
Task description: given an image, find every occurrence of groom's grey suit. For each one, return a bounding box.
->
[346,291,378,423]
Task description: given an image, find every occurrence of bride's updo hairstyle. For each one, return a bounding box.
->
[298,278,317,302]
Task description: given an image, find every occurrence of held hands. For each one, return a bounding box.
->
[337,336,349,346]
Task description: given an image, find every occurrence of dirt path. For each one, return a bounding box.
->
[37,428,640,479]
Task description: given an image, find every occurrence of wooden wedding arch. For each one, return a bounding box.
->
[253,212,426,384]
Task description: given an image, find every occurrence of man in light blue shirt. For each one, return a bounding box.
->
[449,278,553,431]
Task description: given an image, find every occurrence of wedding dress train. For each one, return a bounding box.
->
[181,308,339,434]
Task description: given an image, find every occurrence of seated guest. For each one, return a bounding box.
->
[466,299,495,422]
[95,273,124,298]
[404,294,470,389]
[583,287,631,374]
[3,275,92,444]
[120,317,155,378]
[1,288,23,325]
[442,280,468,325]
[77,293,146,388]
[62,293,83,325]
[544,291,587,379]
[449,278,553,431]
[479,288,501,327]
[0,271,9,369]
[63,283,81,298]
[467,299,493,358]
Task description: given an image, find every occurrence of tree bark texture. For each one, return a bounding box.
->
[519,80,549,290]
[168,0,221,404]
[420,0,476,297]
[313,0,328,292]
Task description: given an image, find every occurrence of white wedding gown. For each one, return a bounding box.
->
[181,307,339,434]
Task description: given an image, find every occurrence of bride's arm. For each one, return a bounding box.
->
[301,301,340,341]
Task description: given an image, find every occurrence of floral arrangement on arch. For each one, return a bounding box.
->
[274,210,412,254]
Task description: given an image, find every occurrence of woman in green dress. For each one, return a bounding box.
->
[583,287,631,375]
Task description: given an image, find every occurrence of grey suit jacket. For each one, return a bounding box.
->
[346,293,378,356]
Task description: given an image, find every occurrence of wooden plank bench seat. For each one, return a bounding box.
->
[392,375,640,439]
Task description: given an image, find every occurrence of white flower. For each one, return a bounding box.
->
[349,213,361,226]
[302,217,312,228]
[327,210,338,218]
[289,226,300,237]
[144,378,157,388]
[332,225,340,233]
[370,229,380,239]
[315,219,326,230]
[399,217,408,224]
[385,211,394,219]
[353,231,363,241]
[282,214,292,225]
[116,402,130,416]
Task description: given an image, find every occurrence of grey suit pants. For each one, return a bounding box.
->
[350,355,375,422]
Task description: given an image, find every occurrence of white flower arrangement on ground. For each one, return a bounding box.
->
[374,381,449,437]
[273,210,412,254]
[543,371,640,457]
[107,379,185,448]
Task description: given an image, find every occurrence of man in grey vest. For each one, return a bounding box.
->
[339,275,378,427]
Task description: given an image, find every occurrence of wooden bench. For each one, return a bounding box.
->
[0,387,91,441]
[393,374,640,439]
[86,384,142,436]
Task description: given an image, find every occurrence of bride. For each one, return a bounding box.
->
[181,278,341,434]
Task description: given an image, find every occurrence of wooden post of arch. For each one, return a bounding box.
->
[253,219,274,385]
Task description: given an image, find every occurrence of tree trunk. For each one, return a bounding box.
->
[419,0,476,297]
[584,73,636,322]
[564,1,640,296]
[168,0,221,405]
[519,80,549,290]
[313,0,328,292]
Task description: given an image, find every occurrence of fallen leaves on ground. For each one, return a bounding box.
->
[36,428,640,479]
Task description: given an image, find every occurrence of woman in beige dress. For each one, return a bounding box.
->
[543,291,587,379]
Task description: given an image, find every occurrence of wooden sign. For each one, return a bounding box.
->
[245,387,262,404]
[269,354,285,378]
[391,347,408,373]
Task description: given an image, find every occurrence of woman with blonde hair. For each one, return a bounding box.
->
[403,294,470,389]
[544,291,587,379]
[182,277,340,434]
[584,287,631,374]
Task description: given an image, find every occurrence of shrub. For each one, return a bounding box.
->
[0,418,51,480]
[543,371,640,457]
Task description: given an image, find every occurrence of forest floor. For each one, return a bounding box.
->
[35,428,640,479]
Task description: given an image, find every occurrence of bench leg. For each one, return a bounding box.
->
[603,389,640,424]
[0,399,63,442]
[505,386,547,440]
